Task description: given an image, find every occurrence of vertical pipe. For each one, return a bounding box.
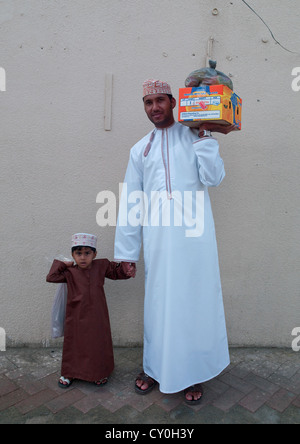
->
[104,73,113,131]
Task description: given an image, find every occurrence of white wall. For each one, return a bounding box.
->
[0,0,299,347]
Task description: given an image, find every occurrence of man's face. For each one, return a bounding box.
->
[143,94,176,128]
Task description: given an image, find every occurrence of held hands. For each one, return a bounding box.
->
[198,122,238,136]
[63,260,136,276]
[121,262,137,278]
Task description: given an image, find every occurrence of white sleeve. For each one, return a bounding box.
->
[114,148,144,262]
[193,137,225,187]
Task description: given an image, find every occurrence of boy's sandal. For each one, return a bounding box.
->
[135,372,157,395]
[94,377,108,386]
[184,383,204,405]
[58,376,73,389]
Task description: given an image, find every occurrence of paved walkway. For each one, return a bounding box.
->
[0,347,299,424]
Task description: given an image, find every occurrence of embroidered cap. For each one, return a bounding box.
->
[143,79,172,98]
[71,233,97,249]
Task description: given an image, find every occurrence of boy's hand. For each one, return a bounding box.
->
[63,261,74,267]
[121,262,136,278]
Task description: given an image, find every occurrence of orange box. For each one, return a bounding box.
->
[178,85,242,130]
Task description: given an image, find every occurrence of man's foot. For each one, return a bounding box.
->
[135,372,157,395]
[184,384,204,405]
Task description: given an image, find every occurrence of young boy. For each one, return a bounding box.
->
[46,233,135,388]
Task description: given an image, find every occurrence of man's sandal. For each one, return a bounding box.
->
[58,376,73,389]
[184,383,204,405]
[135,372,157,395]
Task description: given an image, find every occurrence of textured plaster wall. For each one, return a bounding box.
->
[0,0,299,347]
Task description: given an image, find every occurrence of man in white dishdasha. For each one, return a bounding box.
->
[116,79,235,404]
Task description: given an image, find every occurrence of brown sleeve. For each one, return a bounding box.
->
[46,260,68,283]
[105,260,130,280]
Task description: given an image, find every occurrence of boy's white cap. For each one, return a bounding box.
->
[71,233,97,249]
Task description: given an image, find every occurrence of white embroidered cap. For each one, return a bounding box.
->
[71,233,97,249]
[143,79,172,98]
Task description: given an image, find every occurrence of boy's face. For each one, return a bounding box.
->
[72,247,97,269]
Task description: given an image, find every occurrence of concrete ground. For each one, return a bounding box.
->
[0,347,299,424]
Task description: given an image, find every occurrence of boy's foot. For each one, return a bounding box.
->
[58,376,73,389]
[135,372,157,395]
[94,378,108,386]
[184,383,204,405]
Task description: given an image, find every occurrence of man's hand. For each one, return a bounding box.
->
[199,122,238,135]
[121,262,137,278]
